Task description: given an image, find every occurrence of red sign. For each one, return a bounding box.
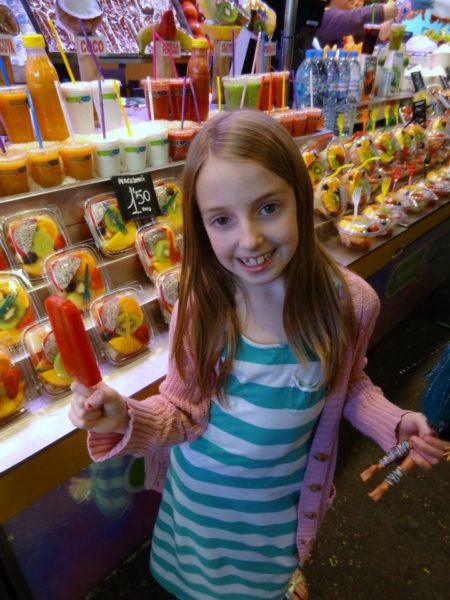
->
[0,35,16,56]
[76,36,107,56]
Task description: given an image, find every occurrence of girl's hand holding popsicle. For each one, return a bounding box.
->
[397,412,448,469]
[69,380,129,434]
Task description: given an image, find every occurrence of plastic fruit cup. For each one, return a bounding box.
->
[169,78,192,121]
[121,134,148,172]
[336,215,382,251]
[272,110,294,135]
[141,78,170,120]
[306,108,322,134]
[0,84,34,143]
[389,23,406,51]
[291,109,308,137]
[27,144,63,188]
[272,71,290,109]
[60,81,95,134]
[93,136,122,177]
[146,124,169,168]
[362,24,381,55]
[168,127,197,162]
[59,140,94,181]
[0,149,29,196]
[243,74,262,109]
[91,79,122,131]
[222,75,246,112]
[259,73,271,111]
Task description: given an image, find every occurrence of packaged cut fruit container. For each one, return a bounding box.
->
[156,265,181,323]
[22,320,73,397]
[2,208,68,280]
[135,221,182,283]
[419,179,450,199]
[84,192,138,257]
[0,273,37,348]
[91,288,151,365]
[0,344,26,425]
[43,245,107,311]
[0,234,11,270]
[154,179,183,231]
[393,185,439,213]
[361,204,405,235]
[335,215,385,251]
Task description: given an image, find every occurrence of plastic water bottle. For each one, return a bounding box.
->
[323,50,338,132]
[335,51,350,136]
[345,51,362,136]
[314,49,328,108]
[5,0,35,66]
[295,49,319,108]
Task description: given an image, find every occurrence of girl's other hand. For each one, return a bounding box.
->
[69,380,129,434]
[397,412,448,469]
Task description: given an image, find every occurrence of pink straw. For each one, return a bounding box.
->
[155,32,179,78]
[79,19,104,80]
[189,78,201,124]
[231,28,235,77]
[98,79,106,138]
[152,26,157,79]
[181,76,187,130]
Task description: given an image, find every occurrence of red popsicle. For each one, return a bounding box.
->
[44,295,101,388]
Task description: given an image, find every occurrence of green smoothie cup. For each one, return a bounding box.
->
[223,75,262,111]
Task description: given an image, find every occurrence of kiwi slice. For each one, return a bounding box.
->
[0,296,26,330]
[103,207,125,234]
[54,353,70,379]
[31,229,54,259]
[217,1,238,25]
[115,312,141,336]
[154,239,170,260]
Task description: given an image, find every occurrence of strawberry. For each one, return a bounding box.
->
[3,366,20,399]
[159,10,177,41]
[54,233,66,250]
[134,323,150,345]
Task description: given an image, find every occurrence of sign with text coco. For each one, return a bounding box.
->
[76,35,107,56]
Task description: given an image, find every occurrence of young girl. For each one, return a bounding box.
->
[69,110,447,600]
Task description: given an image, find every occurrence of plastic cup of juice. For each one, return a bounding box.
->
[59,139,94,180]
[258,73,271,111]
[389,23,406,51]
[93,136,122,177]
[291,109,308,136]
[306,108,322,134]
[362,24,381,55]
[145,124,169,168]
[27,144,63,188]
[121,134,148,172]
[0,84,34,143]
[272,110,294,135]
[272,71,290,109]
[0,149,29,196]
[222,75,245,111]
[169,78,192,121]
[60,81,95,134]
[91,79,122,131]
[168,127,198,162]
[242,75,262,109]
[141,78,170,120]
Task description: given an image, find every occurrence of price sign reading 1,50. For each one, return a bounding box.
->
[111,173,161,221]
[128,187,152,215]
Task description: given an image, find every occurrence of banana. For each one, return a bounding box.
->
[137,23,194,55]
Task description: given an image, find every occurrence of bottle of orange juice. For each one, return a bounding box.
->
[22,34,68,141]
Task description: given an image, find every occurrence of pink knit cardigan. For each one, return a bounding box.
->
[88,269,407,565]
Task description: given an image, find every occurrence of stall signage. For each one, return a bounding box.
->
[412,98,427,125]
[411,70,425,92]
[219,41,233,57]
[159,40,181,58]
[264,42,277,57]
[111,173,161,221]
[76,35,107,56]
[0,35,16,56]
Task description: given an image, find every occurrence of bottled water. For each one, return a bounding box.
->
[314,49,327,108]
[5,0,35,66]
[323,50,338,132]
[345,51,362,136]
[295,49,319,108]
[335,51,350,136]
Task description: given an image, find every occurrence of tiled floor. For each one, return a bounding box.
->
[86,276,450,600]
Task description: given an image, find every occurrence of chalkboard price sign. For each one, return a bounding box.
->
[412,99,427,125]
[411,70,425,92]
[111,173,161,221]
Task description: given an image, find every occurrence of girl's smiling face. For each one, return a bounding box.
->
[196,156,299,292]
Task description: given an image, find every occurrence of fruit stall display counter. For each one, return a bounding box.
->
[0,154,449,600]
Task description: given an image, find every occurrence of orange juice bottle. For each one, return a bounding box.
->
[22,34,68,141]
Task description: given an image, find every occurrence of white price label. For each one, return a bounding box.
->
[159,40,181,58]
[219,41,233,57]
[264,42,277,57]
[0,35,16,56]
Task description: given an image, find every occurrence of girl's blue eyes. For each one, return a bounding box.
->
[210,203,279,226]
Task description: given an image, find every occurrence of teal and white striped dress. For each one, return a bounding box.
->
[151,335,325,600]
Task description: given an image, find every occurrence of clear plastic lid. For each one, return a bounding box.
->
[420,179,450,197]
[2,207,69,280]
[84,192,138,257]
[156,265,181,323]
[153,178,183,232]
[0,343,26,425]
[21,319,73,398]
[135,221,182,283]
[314,176,348,219]
[0,273,38,348]
[395,184,439,212]
[43,245,108,311]
[0,233,11,271]
[362,204,404,233]
[90,287,152,365]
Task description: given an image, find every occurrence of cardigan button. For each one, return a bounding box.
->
[304,511,317,519]
[309,483,323,492]
[313,452,330,462]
